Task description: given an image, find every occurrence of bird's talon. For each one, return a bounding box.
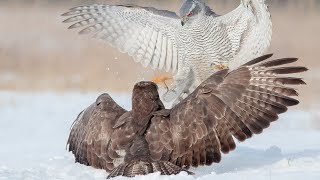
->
[214,63,228,70]
[151,75,174,92]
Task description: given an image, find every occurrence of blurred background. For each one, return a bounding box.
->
[0,0,319,114]
[1,2,320,178]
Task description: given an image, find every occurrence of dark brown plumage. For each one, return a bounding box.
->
[67,54,307,178]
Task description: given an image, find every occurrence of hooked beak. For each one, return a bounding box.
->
[181,16,187,26]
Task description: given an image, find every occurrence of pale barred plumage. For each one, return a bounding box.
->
[62,0,272,103]
[67,54,307,178]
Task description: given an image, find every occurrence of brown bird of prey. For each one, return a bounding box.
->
[67,54,307,178]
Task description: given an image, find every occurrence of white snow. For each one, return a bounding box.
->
[0,91,319,180]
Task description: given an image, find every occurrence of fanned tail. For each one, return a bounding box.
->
[107,161,193,179]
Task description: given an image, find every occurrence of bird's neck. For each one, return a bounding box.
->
[131,98,156,127]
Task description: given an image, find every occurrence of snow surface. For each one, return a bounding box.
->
[0,91,319,180]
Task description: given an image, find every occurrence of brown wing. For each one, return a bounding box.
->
[67,93,127,171]
[146,54,307,168]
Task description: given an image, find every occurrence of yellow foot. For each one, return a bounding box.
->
[214,63,228,71]
[151,74,173,91]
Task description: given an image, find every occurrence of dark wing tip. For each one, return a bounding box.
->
[68,23,79,29]
[301,80,307,85]
[292,67,309,73]
[285,98,300,106]
[267,66,308,75]
[62,16,76,23]
[242,54,274,66]
[61,11,74,16]
[259,57,299,67]
[282,78,307,85]
[61,12,68,16]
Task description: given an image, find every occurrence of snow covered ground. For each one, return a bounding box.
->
[0,91,319,180]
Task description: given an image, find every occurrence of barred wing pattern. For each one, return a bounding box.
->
[146,54,307,168]
[217,0,272,69]
[67,94,127,171]
[62,4,181,73]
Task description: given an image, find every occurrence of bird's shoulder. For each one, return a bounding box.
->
[113,111,133,129]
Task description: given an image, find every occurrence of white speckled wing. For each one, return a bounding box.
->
[62,4,181,73]
[214,0,272,69]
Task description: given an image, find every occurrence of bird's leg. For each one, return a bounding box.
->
[211,57,229,71]
[162,76,191,103]
[160,68,193,103]
[151,74,173,92]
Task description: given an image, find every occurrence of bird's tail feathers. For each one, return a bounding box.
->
[107,160,193,178]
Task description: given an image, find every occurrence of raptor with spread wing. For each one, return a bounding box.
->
[62,0,272,103]
[67,54,306,178]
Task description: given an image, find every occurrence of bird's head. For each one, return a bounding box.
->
[95,93,114,111]
[133,81,159,101]
[180,0,208,26]
[132,81,164,117]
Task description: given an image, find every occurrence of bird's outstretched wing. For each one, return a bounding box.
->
[67,93,127,171]
[62,4,181,73]
[212,1,272,69]
[146,54,307,168]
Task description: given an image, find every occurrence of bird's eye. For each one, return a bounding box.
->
[187,12,193,17]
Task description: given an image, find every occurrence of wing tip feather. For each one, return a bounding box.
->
[242,54,274,66]
[61,12,71,17]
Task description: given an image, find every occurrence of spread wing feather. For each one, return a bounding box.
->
[214,1,273,68]
[67,93,127,171]
[146,54,307,168]
[62,4,180,73]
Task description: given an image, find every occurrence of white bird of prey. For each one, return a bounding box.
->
[62,0,272,104]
